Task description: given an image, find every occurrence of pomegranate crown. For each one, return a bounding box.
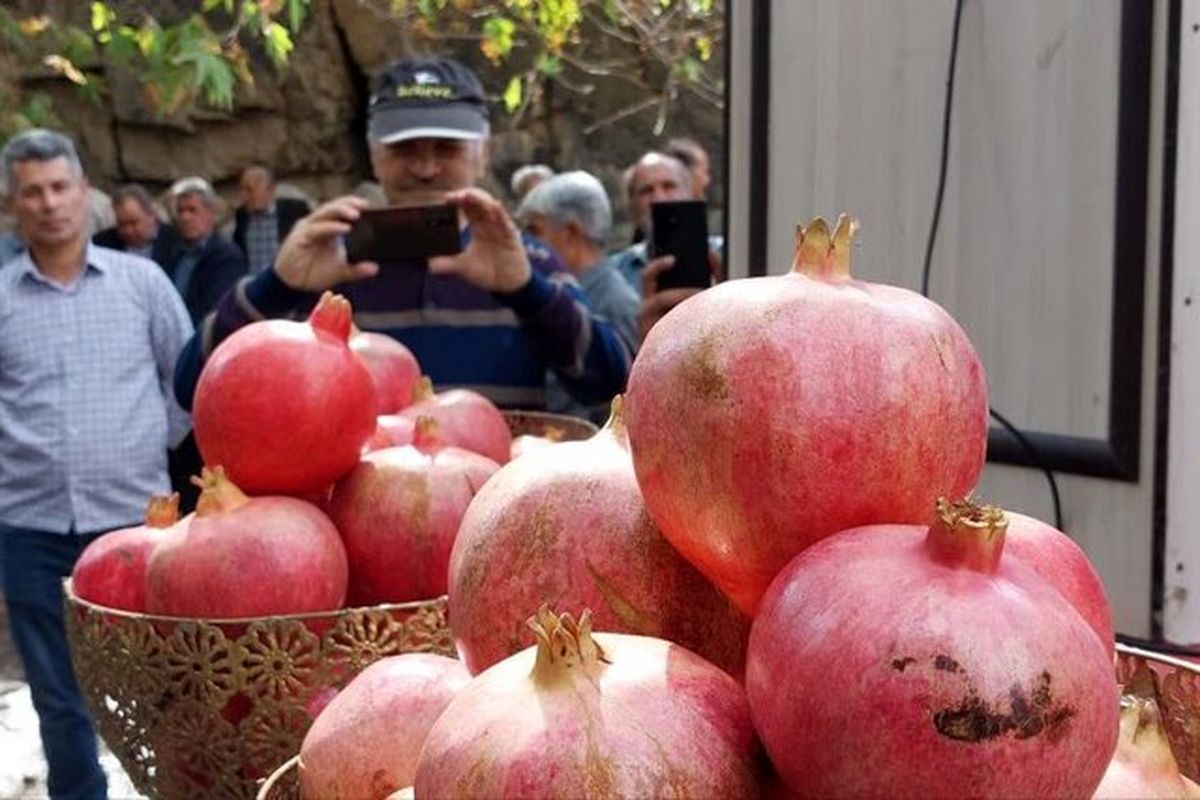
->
[527,605,609,686]
[190,466,250,517]
[144,493,181,528]
[792,214,858,280]
[308,292,354,342]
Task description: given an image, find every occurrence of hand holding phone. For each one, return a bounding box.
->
[344,204,462,265]
[649,200,711,291]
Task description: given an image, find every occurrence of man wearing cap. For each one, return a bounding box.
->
[174,56,632,412]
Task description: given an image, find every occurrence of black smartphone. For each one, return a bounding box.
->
[649,200,711,291]
[344,204,462,264]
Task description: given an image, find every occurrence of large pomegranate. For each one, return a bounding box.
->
[399,378,511,464]
[1005,510,1114,648]
[414,607,764,798]
[299,653,470,800]
[625,216,987,614]
[193,292,377,496]
[72,494,179,612]
[327,419,499,606]
[146,468,348,617]
[449,397,749,676]
[1094,696,1200,799]
[351,330,421,415]
[746,499,1119,799]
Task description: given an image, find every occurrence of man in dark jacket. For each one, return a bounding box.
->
[92,183,183,269]
[166,176,248,325]
[232,165,310,272]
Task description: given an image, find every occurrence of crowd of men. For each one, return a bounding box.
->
[0,54,720,798]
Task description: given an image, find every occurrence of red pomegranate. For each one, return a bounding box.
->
[1094,696,1200,799]
[327,419,500,606]
[145,468,348,617]
[72,494,179,612]
[350,330,421,415]
[449,397,749,676]
[624,216,987,614]
[362,414,417,453]
[414,607,764,797]
[299,653,470,799]
[509,427,564,460]
[1005,510,1114,648]
[746,499,1119,799]
[399,378,511,464]
[193,292,377,496]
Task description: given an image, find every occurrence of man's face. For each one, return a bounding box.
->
[10,156,89,250]
[239,171,274,213]
[174,193,215,243]
[690,150,711,199]
[524,213,580,270]
[370,137,485,206]
[630,158,691,232]
[114,198,158,248]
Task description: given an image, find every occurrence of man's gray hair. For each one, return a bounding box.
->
[518,170,612,245]
[510,164,554,197]
[1,129,84,193]
[630,151,693,194]
[112,183,157,214]
[169,176,217,210]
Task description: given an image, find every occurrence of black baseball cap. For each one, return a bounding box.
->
[367,56,490,145]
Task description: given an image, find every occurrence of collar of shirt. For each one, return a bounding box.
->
[15,241,112,287]
[251,203,278,218]
[577,256,611,294]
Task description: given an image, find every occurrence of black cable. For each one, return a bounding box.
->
[921,0,1065,531]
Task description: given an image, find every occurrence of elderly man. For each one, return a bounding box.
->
[233,164,311,272]
[610,151,695,292]
[0,129,192,799]
[665,137,712,200]
[92,183,182,269]
[166,176,248,324]
[519,171,641,422]
[174,55,632,413]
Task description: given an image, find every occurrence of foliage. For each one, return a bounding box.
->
[0,0,313,145]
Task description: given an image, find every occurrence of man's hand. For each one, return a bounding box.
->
[274,196,379,292]
[636,251,725,342]
[429,188,531,293]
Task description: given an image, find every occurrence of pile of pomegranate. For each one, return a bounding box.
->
[70,218,1168,798]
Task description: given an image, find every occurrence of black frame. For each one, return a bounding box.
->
[743,0,1154,482]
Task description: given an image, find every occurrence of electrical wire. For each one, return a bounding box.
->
[921,0,1065,531]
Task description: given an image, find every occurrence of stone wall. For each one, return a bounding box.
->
[4,0,725,242]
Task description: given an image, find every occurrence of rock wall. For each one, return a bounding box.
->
[5,0,725,241]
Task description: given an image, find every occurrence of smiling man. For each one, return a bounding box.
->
[0,129,192,799]
[174,56,633,414]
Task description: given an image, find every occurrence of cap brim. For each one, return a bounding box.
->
[369,104,488,144]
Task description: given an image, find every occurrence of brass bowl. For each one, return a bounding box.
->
[503,409,598,442]
[64,580,452,800]
[1115,642,1200,781]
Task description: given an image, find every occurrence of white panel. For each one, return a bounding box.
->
[1164,0,1200,643]
[726,0,754,281]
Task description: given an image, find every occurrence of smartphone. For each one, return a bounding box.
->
[344,204,462,264]
[649,200,711,291]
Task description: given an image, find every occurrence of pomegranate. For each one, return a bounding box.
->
[146,468,348,617]
[624,216,987,614]
[72,494,179,612]
[509,426,564,460]
[1094,696,1200,799]
[414,607,764,797]
[193,292,377,496]
[746,499,1119,799]
[350,330,421,415]
[362,414,417,453]
[1005,510,1114,648]
[328,419,499,606]
[298,653,470,799]
[399,377,511,464]
[449,397,749,676]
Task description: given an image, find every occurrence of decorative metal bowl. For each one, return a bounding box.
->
[1115,641,1200,782]
[257,755,300,800]
[64,581,452,800]
[502,409,598,442]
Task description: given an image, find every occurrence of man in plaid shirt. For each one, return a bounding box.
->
[0,129,192,799]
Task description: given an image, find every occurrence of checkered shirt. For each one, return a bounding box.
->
[0,244,194,534]
[244,207,279,272]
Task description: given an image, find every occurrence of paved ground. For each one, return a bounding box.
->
[0,601,144,800]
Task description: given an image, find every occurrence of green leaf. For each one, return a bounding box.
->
[201,0,226,10]
[482,16,515,60]
[502,74,522,112]
[90,2,115,33]
[535,53,561,76]
[189,51,237,109]
[285,0,309,32]
[105,28,138,64]
[135,21,162,58]
[263,22,293,67]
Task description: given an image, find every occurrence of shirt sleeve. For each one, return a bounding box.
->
[173,268,314,411]
[494,269,634,408]
[146,267,197,447]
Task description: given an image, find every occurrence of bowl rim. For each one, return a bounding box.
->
[62,577,447,624]
[257,754,300,799]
